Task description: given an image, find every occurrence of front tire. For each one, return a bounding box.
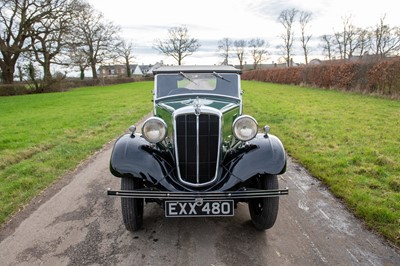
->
[121,177,144,231]
[248,174,279,230]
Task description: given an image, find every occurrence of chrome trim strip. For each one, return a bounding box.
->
[158,103,176,112]
[196,113,200,183]
[107,187,289,199]
[220,102,240,113]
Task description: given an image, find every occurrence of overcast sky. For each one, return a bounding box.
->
[86,0,398,65]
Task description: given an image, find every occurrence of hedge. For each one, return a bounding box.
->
[242,58,400,98]
[0,76,153,96]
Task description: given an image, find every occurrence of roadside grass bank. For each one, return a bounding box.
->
[242,80,400,247]
[0,82,153,226]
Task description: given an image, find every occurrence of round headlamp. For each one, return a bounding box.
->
[232,115,258,141]
[142,117,167,143]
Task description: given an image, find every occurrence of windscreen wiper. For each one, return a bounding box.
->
[213,72,231,82]
[179,71,197,85]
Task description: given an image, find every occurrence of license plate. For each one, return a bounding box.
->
[165,200,234,217]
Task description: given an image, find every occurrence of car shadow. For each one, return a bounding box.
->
[125,202,270,265]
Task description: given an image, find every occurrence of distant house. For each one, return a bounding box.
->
[132,65,143,75]
[309,59,323,65]
[98,65,128,78]
[139,62,164,76]
[308,54,390,66]
[98,62,163,78]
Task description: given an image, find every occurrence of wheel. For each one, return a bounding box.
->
[121,177,144,231]
[248,174,279,230]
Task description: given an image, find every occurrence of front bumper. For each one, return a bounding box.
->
[107,187,289,200]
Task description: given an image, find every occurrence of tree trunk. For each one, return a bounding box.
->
[42,59,52,84]
[126,61,131,77]
[91,62,98,79]
[1,68,14,84]
[0,59,16,84]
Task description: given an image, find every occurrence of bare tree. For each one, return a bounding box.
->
[354,28,371,58]
[371,15,400,58]
[68,46,89,80]
[217,38,232,65]
[333,15,375,60]
[0,0,55,84]
[154,26,201,65]
[320,34,335,60]
[70,2,120,79]
[333,15,355,60]
[115,39,135,77]
[345,24,361,59]
[278,8,299,67]
[233,40,247,69]
[299,11,312,64]
[248,38,269,69]
[27,0,77,84]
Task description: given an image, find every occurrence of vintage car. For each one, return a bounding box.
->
[108,65,288,231]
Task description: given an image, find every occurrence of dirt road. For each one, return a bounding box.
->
[0,135,399,265]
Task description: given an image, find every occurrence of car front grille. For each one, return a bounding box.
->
[175,113,220,186]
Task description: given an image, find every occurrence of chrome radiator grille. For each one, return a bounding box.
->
[175,113,220,186]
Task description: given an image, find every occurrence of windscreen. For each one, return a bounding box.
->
[156,73,239,98]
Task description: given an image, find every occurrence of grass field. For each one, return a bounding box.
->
[242,80,400,246]
[0,80,399,246]
[0,82,153,226]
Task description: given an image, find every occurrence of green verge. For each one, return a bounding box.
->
[242,80,400,247]
[0,82,153,225]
